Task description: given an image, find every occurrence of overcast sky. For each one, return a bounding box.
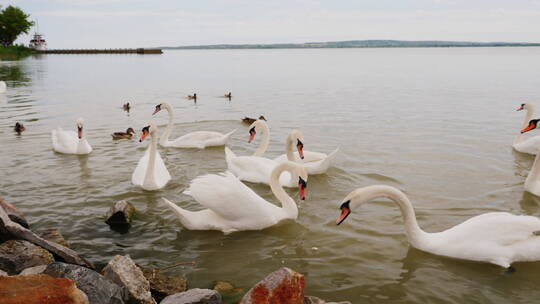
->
[8,0,540,48]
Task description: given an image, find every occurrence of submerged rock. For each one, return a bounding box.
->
[138,265,187,302]
[240,267,305,304]
[304,295,352,304]
[105,200,135,233]
[160,289,222,304]
[213,280,244,302]
[0,274,89,304]
[0,240,54,275]
[19,265,47,276]
[44,262,125,304]
[40,228,70,248]
[102,255,156,304]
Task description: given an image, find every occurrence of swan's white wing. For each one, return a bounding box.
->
[169,130,232,148]
[132,148,150,186]
[226,155,277,184]
[513,136,540,155]
[426,212,540,266]
[153,149,171,188]
[184,171,278,221]
[274,148,338,175]
[52,128,78,154]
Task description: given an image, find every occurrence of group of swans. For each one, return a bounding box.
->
[328,103,540,269]
[224,119,338,187]
[513,103,540,196]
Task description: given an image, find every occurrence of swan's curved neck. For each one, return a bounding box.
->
[77,129,87,153]
[350,185,428,248]
[528,151,540,183]
[253,122,270,157]
[515,105,534,145]
[285,134,296,162]
[145,131,158,185]
[161,103,174,146]
[269,163,298,219]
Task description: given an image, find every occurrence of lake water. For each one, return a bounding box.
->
[1,48,540,303]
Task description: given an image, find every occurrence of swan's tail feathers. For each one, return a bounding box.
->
[317,147,339,172]
[162,197,192,226]
[224,146,236,164]
[223,129,236,141]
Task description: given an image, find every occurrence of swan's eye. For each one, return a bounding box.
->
[298,177,307,188]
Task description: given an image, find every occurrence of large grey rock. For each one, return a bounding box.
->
[0,240,54,275]
[304,296,352,304]
[160,289,222,304]
[0,274,89,304]
[44,262,125,304]
[240,267,305,304]
[39,228,70,248]
[102,255,156,304]
[19,265,47,276]
[138,265,187,302]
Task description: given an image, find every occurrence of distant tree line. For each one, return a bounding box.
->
[0,5,34,47]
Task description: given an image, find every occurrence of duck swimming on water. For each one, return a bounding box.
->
[14,122,25,134]
[111,127,135,140]
[242,115,267,125]
[123,102,130,112]
[187,93,197,100]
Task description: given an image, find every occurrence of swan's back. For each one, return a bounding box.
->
[168,130,233,148]
[424,212,540,266]
[185,172,280,225]
[51,128,78,154]
[0,81,6,93]
[513,136,540,155]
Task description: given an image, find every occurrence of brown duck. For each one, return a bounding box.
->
[14,122,25,134]
[111,127,135,140]
[242,115,267,125]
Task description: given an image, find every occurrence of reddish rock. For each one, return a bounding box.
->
[240,267,305,304]
[0,274,89,304]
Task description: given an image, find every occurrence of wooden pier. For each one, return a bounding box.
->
[37,48,162,54]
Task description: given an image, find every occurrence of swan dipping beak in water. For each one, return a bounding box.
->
[335,185,540,269]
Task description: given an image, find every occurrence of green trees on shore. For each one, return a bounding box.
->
[0,5,34,47]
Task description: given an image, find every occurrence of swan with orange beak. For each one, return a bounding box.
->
[132,122,171,191]
[51,117,92,155]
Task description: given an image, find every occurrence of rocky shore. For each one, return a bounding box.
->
[0,198,351,304]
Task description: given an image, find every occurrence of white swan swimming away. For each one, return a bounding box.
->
[0,81,6,93]
[273,130,339,175]
[513,103,540,155]
[224,123,298,187]
[132,122,171,191]
[336,185,540,268]
[162,161,308,234]
[152,102,235,149]
[51,118,92,155]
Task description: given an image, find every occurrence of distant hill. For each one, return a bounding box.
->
[163,40,540,50]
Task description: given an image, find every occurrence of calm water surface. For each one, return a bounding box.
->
[1,48,540,303]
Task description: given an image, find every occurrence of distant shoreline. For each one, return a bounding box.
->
[162,40,540,50]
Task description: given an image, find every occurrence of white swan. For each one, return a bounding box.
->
[51,118,92,155]
[513,103,540,155]
[273,130,339,175]
[336,185,540,268]
[524,144,540,196]
[162,161,308,234]
[152,102,235,149]
[224,123,298,187]
[0,81,6,93]
[132,122,171,191]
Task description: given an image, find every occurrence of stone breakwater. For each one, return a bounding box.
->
[0,198,351,304]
